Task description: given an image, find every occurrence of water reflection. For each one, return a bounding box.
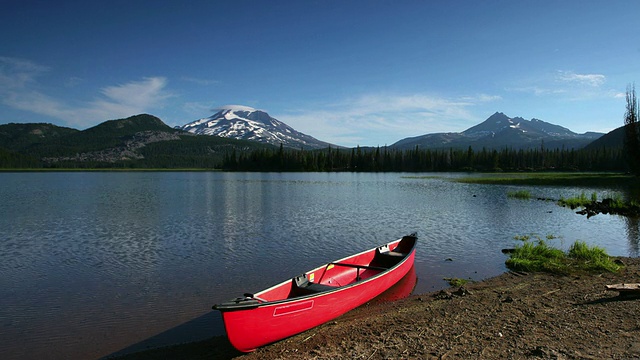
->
[620,184,640,257]
[625,217,640,257]
[0,172,638,360]
[371,265,418,303]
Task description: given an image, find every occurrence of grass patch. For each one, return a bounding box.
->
[507,190,531,199]
[557,192,640,217]
[513,235,532,242]
[558,192,593,209]
[402,175,445,180]
[505,238,620,275]
[456,173,635,187]
[444,277,470,287]
[568,241,621,273]
[506,240,566,273]
[513,234,558,242]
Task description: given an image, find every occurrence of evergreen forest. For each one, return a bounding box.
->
[220,144,627,172]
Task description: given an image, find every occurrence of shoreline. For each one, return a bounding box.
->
[109,257,640,359]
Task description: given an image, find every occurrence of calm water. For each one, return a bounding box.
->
[0,172,637,359]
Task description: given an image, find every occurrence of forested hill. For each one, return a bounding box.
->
[0,122,79,150]
[0,114,274,168]
[584,124,626,151]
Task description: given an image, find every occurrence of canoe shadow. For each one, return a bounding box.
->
[102,311,243,360]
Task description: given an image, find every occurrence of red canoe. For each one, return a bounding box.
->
[213,233,418,352]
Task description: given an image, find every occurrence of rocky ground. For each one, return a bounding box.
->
[115,257,640,360]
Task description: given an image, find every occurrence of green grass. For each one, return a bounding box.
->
[513,234,558,242]
[558,192,592,208]
[444,277,470,287]
[456,172,635,187]
[506,240,567,273]
[568,241,621,273]
[505,238,621,275]
[604,194,630,209]
[557,192,638,212]
[507,190,532,199]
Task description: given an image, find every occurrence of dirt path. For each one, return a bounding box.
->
[113,258,640,360]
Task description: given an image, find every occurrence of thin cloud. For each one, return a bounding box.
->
[506,86,566,96]
[182,101,214,117]
[278,93,500,147]
[0,56,171,128]
[181,76,220,86]
[64,76,84,88]
[466,94,503,102]
[0,56,49,89]
[556,70,606,87]
[94,77,170,115]
[507,70,609,99]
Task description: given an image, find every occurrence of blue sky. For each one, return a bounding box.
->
[1,0,638,147]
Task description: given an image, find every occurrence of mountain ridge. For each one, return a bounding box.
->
[178,106,336,150]
[391,112,604,150]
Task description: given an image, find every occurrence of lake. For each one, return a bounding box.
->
[0,171,637,359]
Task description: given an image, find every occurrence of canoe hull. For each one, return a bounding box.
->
[215,234,417,352]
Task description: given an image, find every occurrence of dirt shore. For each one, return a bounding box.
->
[113,257,640,360]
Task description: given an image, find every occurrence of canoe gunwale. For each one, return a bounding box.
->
[213,234,418,312]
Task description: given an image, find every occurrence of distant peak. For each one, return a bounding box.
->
[487,112,510,121]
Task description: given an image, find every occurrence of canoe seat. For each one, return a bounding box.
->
[374,249,406,268]
[293,274,336,294]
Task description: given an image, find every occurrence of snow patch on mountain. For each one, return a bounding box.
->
[178,106,334,150]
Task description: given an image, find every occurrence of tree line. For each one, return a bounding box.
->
[221,143,626,172]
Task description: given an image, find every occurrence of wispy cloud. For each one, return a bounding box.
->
[507,70,615,100]
[506,86,566,96]
[181,76,219,86]
[64,76,84,88]
[0,56,49,89]
[92,77,170,117]
[0,56,171,128]
[182,101,213,117]
[556,70,606,87]
[277,93,500,147]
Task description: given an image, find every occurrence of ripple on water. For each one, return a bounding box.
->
[0,172,637,360]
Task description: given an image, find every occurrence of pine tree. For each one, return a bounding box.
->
[624,83,640,175]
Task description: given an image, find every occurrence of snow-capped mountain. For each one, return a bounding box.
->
[178,105,334,150]
[391,112,603,150]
